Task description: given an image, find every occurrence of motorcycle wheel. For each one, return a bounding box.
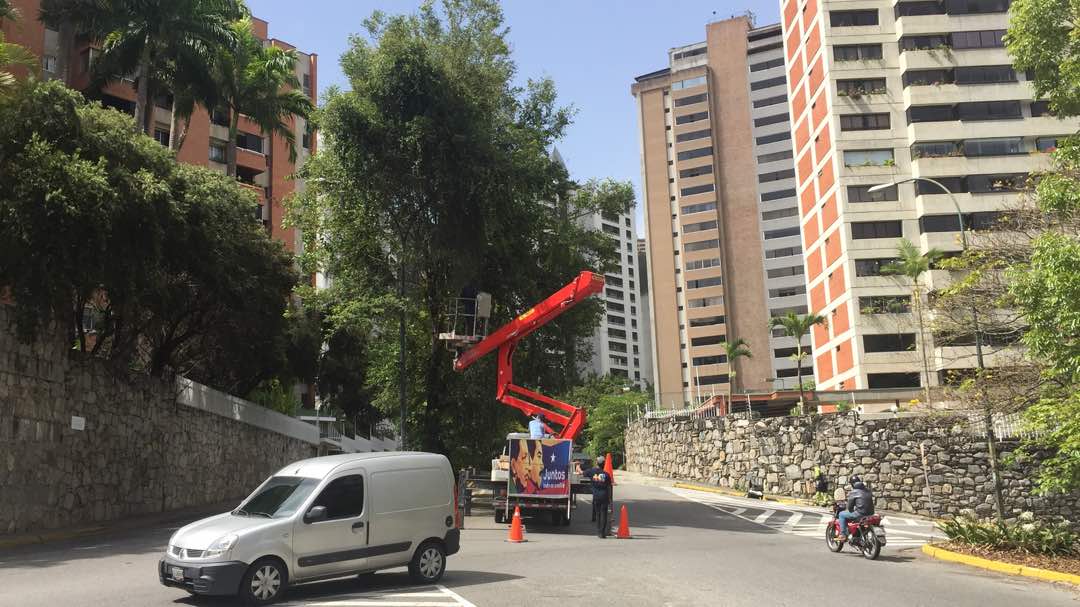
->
[860,529,881,560]
[824,521,844,552]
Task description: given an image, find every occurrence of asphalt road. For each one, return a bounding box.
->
[0,476,1074,607]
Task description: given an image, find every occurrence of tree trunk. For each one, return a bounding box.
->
[913,282,932,405]
[56,20,73,84]
[134,39,152,135]
[227,109,239,177]
[796,354,805,414]
[169,97,182,152]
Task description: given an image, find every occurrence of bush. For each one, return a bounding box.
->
[938,511,1078,556]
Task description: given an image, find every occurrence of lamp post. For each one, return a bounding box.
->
[868,177,1005,522]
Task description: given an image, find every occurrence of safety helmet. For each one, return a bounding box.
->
[596,455,605,465]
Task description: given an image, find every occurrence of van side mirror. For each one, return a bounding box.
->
[304,505,327,523]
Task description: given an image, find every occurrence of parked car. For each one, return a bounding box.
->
[159,452,459,604]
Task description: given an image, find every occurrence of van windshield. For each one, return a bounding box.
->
[234,476,319,518]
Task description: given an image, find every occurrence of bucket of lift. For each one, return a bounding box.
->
[439,291,492,353]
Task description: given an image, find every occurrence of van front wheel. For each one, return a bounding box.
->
[408,541,446,584]
[240,557,288,605]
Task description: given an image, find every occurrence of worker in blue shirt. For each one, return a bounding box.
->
[528,414,545,439]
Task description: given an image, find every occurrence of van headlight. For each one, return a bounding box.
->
[204,534,238,559]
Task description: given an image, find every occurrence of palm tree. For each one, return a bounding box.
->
[0,4,34,99]
[39,0,245,134]
[209,18,314,177]
[769,311,827,413]
[882,238,943,405]
[723,337,753,394]
[1,0,18,20]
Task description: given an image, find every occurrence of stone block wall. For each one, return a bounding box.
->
[0,307,316,535]
[626,414,1078,520]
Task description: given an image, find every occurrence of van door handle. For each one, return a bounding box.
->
[352,521,365,530]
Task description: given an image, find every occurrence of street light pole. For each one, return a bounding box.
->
[869,177,1004,521]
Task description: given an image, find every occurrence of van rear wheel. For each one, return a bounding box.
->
[408,541,446,584]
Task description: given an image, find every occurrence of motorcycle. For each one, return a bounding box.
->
[825,501,885,560]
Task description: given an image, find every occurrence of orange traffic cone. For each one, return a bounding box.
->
[604,452,616,485]
[506,506,526,543]
[616,504,632,539]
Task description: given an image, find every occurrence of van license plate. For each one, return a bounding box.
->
[171,567,184,581]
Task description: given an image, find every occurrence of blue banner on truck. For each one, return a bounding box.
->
[508,438,571,497]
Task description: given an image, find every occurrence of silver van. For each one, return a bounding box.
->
[159,452,460,604]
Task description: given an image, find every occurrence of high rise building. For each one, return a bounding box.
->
[632,16,810,408]
[780,0,1078,391]
[554,148,646,388]
[636,238,655,390]
[1,3,317,254]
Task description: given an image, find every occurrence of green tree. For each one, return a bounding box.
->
[883,239,943,405]
[723,337,753,393]
[289,0,627,463]
[39,0,246,134]
[209,17,313,177]
[768,312,826,413]
[562,375,650,461]
[1007,0,1080,117]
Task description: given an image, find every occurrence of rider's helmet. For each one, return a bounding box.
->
[596,455,605,465]
[850,475,862,487]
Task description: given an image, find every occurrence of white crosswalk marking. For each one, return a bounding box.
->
[301,584,475,607]
[666,486,943,549]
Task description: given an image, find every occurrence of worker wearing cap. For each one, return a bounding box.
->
[582,455,613,538]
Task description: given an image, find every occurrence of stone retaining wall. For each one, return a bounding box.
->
[625,414,1077,520]
[0,307,316,535]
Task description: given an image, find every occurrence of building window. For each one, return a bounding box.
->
[685,257,721,271]
[211,108,230,127]
[1036,137,1063,153]
[753,94,788,108]
[679,164,714,179]
[209,142,227,163]
[609,355,628,367]
[911,141,962,159]
[843,149,894,167]
[606,275,623,287]
[957,100,1022,121]
[756,131,790,145]
[682,201,717,215]
[836,78,887,96]
[766,265,805,279]
[688,296,724,309]
[758,169,796,183]
[676,129,712,143]
[693,355,727,366]
[691,335,726,346]
[609,341,628,353]
[672,76,707,90]
[770,305,808,317]
[686,276,723,289]
[673,46,708,60]
[833,44,883,61]
[896,1,946,16]
[607,314,626,326]
[1031,100,1052,117]
[864,333,916,352]
[945,0,1011,15]
[852,221,903,239]
[764,226,801,240]
[903,69,954,87]
[236,131,264,153]
[830,10,879,26]
[847,184,898,203]
[753,112,789,127]
[605,287,624,299]
[749,75,786,91]
[920,211,1005,233]
[950,29,1006,49]
[761,188,796,202]
[907,105,955,123]
[769,285,807,298]
[683,220,718,233]
[302,73,312,96]
[868,372,922,388]
[761,207,799,221]
[674,93,708,107]
[966,175,1026,193]
[776,367,813,378]
[749,57,785,72]
[955,65,1016,85]
[607,301,625,312]
[680,183,715,197]
[900,34,951,52]
[153,127,170,147]
[676,111,709,125]
[757,150,793,164]
[860,295,912,314]
[684,239,720,252]
[608,328,627,339]
[765,246,802,259]
[689,315,725,327]
[748,41,784,55]
[695,374,730,386]
[773,346,800,359]
[840,113,890,131]
[677,146,712,161]
[42,55,58,73]
[854,257,900,276]
[964,137,1023,157]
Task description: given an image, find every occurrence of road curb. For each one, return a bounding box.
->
[671,481,809,507]
[921,543,1080,586]
[0,526,107,550]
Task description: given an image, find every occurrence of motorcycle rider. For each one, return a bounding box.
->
[837,475,875,541]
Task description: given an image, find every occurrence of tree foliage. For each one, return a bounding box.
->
[288,0,631,465]
[0,81,298,395]
[1007,0,1080,117]
[769,312,825,409]
[560,375,650,461]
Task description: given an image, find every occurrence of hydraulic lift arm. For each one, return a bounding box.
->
[451,271,605,440]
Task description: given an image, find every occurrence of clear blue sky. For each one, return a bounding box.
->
[249,0,782,234]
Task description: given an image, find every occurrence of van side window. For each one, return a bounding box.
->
[311,474,364,520]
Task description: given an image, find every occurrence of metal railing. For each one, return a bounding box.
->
[967,411,1038,440]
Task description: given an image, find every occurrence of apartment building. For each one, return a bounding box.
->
[781,0,1077,391]
[632,16,810,407]
[636,238,655,390]
[1,2,317,254]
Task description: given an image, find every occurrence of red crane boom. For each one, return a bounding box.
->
[451,271,605,440]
